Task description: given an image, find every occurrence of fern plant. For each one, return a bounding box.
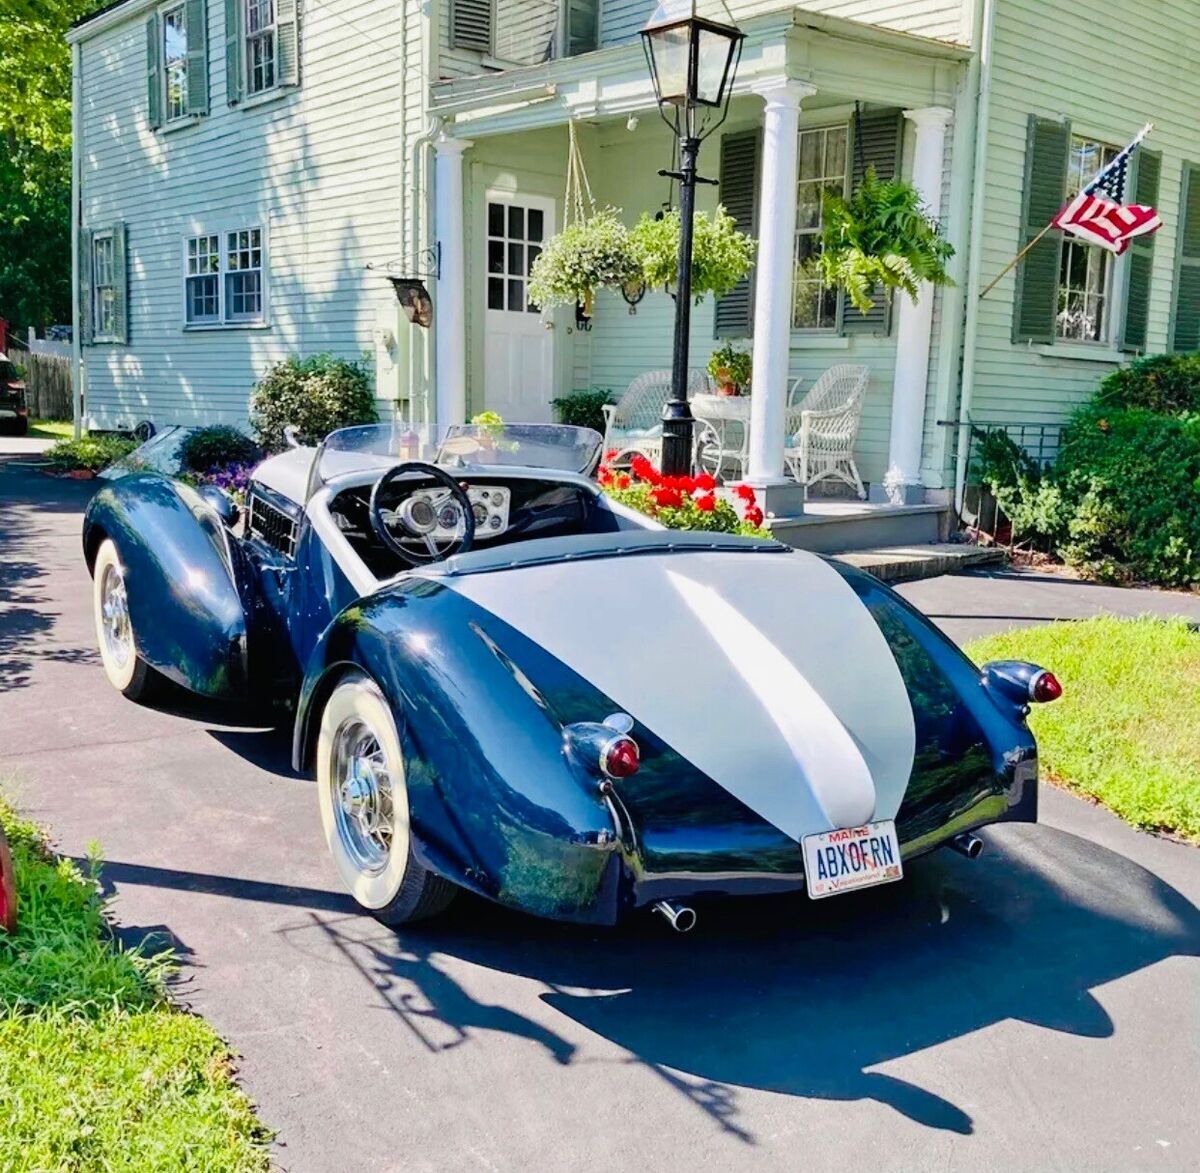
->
[820,168,954,314]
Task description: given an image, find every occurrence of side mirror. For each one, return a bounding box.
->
[981,660,1063,709]
[198,484,239,528]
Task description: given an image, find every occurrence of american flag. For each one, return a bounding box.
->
[1052,124,1162,254]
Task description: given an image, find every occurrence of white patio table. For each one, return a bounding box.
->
[692,393,751,482]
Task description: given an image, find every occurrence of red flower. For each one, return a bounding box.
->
[598,467,613,487]
[744,505,764,528]
[695,472,717,492]
[650,486,683,509]
[615,473,631,489]
[732,483,756,503]
[604,449,619,462]
[694,493,716,512]
[629,454,661,485]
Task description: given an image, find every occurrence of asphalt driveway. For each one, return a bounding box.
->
[1,456,1198,1171]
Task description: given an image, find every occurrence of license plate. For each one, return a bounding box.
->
[802,819,903,899]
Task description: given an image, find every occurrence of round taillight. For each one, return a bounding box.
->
[1030,671,1063,703]
[600,735,640,779]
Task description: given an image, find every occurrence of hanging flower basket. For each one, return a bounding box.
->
[629,206,756,303]
[819,167,955,314]
[527,208,641,312]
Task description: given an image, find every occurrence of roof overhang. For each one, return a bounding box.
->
[67,0,157,44]
[432,9,970,138]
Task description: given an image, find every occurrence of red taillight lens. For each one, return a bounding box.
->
[600,736,640,779]
[1030,671,1062,703]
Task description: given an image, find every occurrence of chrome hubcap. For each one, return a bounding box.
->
[99,561,132,669]
[331,719,394,875]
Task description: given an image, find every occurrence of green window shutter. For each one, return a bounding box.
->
[276,0,300,86]
[112,222,128,345]
[1118,147,1161,353]
[77,228,93,346]
[715,128,761,338]
[185,0,209,115]
[842,108,903,336]
[225,0,242,105]
[146,14,163,129]
[452,0,493,52]
[1170,162,1200,352]
[1013,114,1070,344]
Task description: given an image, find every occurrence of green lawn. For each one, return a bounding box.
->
[30,419,74,440]
[0,799,271,1170]
[967,616,1200,841]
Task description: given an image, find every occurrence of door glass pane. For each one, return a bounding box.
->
[488,241,504,273]
[528,208,544,242]
[488,278,504,310]
[488,203,505,236]
[507,279,524,311]
[507,242,523,276]
[527,245,541,274]
[508,205,524,238]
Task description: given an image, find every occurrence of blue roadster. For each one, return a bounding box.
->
[83,422,1059,929]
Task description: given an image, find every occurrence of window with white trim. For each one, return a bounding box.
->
[792,125,848,330]
[245,0,277,95]
[1056,136,1119,342]
[183,226,265,326]
[163,4,188,122]
[92,233,117,340]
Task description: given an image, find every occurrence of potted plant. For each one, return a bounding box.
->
[527,208,641,316]
[707,343,752,396]
[629,206,756,302]
[820,168,954,313]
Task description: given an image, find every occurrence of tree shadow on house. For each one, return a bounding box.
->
[279,822,1198,1145]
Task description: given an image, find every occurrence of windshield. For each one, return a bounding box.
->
[314,421,602,492]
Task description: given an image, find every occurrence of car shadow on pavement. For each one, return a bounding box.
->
[281,822,1198,1144]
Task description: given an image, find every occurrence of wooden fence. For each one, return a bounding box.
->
[24,353,72,421]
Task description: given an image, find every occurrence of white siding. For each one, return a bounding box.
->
[967,0,1200,435]
[79,0,406,429]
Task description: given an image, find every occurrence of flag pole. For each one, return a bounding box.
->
[978,122,1155,301]
[978,223,1055,300]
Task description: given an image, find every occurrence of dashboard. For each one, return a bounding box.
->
[383,485,512,542]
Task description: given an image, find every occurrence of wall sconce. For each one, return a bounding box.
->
[388,278,433,328]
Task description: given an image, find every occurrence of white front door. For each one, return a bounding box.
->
[483,194,556,423]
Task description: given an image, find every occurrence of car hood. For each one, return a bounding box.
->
[443,549,916,842]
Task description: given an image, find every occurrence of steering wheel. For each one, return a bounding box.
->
[369,462,476,566]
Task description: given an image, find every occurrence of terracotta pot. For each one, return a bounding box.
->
[717,383,738,397]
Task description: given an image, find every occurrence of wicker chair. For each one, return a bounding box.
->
[601,368,710,464]
[783,364,869,499]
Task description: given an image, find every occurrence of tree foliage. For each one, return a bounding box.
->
[0,2,101,330]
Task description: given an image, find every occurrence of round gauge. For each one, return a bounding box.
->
[472,502,488,526]
[409,499,437,531]
[438,504,460,529]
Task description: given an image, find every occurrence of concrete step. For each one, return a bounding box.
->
[830,543,1007,584]
[769,502,947,553]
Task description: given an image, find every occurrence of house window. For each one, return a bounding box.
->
[163,5,188,121]
[185,234,220,323]
[92,233,117,340]
[183,227,265,326]
[486,201,543,314]
[1056,137,1119,342]
[245,0,277,95]
[793,126,847,330]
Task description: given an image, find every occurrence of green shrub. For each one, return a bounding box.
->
[249,354,377,451]
[1095,352,1200,415]
[45,435,137,473]
[551,387,613,435]
[179,424,260,472]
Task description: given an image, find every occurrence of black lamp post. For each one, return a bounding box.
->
[641,2,744,476]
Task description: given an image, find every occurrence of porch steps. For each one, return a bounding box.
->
[830,543,1007,584]
[768,501,948,554]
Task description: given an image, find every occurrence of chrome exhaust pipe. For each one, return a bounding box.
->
[950,832,984,860]
[653,900,697,933]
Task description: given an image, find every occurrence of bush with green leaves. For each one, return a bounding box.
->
[629,206,756,302]
[45,434,137,473]
[551,387,613,435]
[249,354,377,451]
[820,167,954,314]
[179,424,260,472]
[1094,351,1200,415]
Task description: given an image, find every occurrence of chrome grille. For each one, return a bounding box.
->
[247,491,298,558]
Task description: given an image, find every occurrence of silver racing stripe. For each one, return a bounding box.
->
[446,550,916,842]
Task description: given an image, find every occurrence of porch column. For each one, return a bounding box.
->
[434,132,472,427]
[880,106,953,504]
[746,80,816,518]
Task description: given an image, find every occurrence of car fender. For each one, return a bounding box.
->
[295,583,624,923]
[83,472,250,698]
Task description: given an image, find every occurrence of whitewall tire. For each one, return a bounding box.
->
[92,538,154,701]
[316,673,455,925]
